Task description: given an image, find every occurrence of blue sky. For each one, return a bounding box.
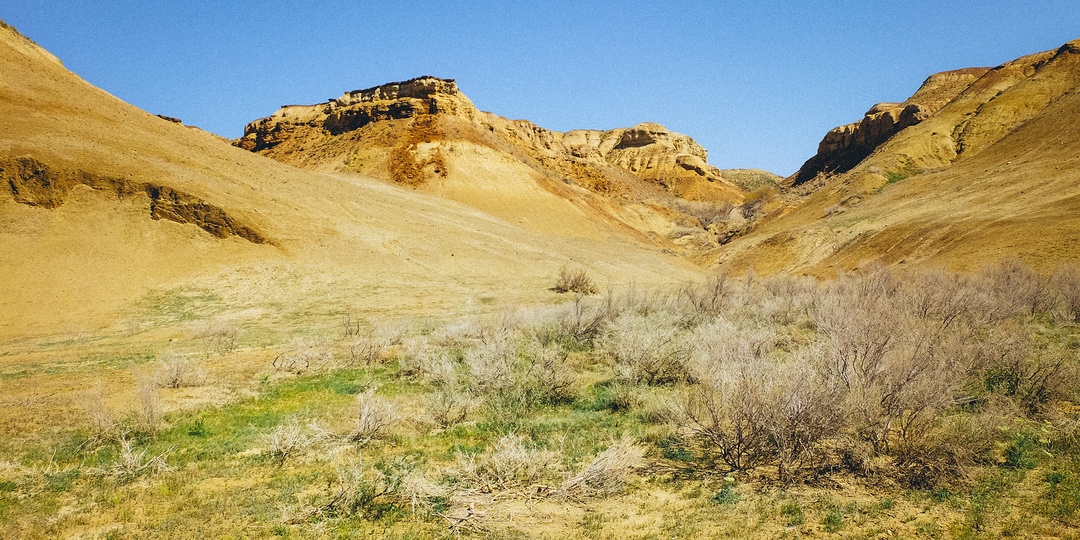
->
[5,1,1079,176]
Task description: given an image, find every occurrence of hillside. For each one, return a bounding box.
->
[235,77,751,252]
[709,38,1080,275]
[0,24,702,339]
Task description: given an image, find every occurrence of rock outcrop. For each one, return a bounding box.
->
[236,76,741,201]
[1,157,272,244]
[707,38,1080,276]
[235,76,747,251]
[788,68,987,187]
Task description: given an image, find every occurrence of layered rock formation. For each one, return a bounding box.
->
[235,77,746,250]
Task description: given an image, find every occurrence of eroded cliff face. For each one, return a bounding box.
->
[234,76,747,252]
[235,77,742,203]
[789,40,1080,190]
[707,38,1080,277]
[2,157,272,244]
[788,68,987,187]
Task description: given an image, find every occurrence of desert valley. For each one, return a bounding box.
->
[5,16,1080,538]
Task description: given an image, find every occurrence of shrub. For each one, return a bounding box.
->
[424,384,475,427]
[111,433,172,480]
[555,436,644,500]
[191,319,239,356]
[272,337,336,374]
[351,389,398,445]
[463,333,516,394]
[1054,264,1080,324]
[522,341,577,404]
[133,368,161,433]
[672,199,733,229]
[555,295,609,347]
[603,311,688,385]
[552,265,598,295]
[978,259,1056,320]
[679,270,732,317]
[456,434,556,490]
[263,422,319,465]
[348,324,405,366]
[155,353,206,389]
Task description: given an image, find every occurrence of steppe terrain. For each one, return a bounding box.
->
[4,17,1080,539]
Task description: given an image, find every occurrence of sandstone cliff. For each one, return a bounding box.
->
[235,76,746,250]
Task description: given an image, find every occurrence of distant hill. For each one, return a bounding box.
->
[235,77,750,252]
[709,39,1080,275]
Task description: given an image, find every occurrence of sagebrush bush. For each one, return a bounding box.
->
[552,265,598,295]
[456,434,556,490]
[191,319,238,356]
[1054,264,1080,324]
[273,337,335,374]
[603,311,689,385]
[351,389,397,445]
[556,436,644,500]
[156,353,206,389]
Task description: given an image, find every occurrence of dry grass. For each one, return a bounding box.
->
[555,436,644,500]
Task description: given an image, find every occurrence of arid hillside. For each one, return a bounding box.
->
[235,77,770,252]
[0,24,702,339]
[710,38,1080,275]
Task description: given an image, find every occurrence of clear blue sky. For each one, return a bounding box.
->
[5,1,1079,176]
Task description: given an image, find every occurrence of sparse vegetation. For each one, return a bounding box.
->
[552,265,599,295]
[5,259,1080,537]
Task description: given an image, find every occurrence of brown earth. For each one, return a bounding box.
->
[0,24,703,340]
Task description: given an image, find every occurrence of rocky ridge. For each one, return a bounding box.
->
[238,77,738,197]
[709,38,1080,275]
[235,77,748,251]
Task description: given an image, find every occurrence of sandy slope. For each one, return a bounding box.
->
[710,39,1080,275]
[0,24,701,339]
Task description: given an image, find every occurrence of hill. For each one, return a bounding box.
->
[0,24,702,339]
[235,76,751,252]
[709,39,1080,275]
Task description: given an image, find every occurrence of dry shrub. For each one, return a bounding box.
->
[1054,263,1080,324]
[893,410,1003,489]
[977,259,1056,320]
[677,321,779,472]
[348,325,403,366]
[351,389,398,445]
[263,422,320,465]
[981,323,1076,416]
[112,433,172,479]
[456,434,556,490]
[679,270,732,317]
[555,295,609,346]
[603,311,688,385]
[273,337,335,374]
[764,353,846,481]
[463,333,516,394]
[552,265,598,295]
[155,353,206,389]
[522,341,576,404]
[133,368,161,432]
[900,268,983,330]
[288,457,437,523]
[191,319,239,356]
[73,385,115,441]
[556,436,644,500]
[425,385,475,428]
